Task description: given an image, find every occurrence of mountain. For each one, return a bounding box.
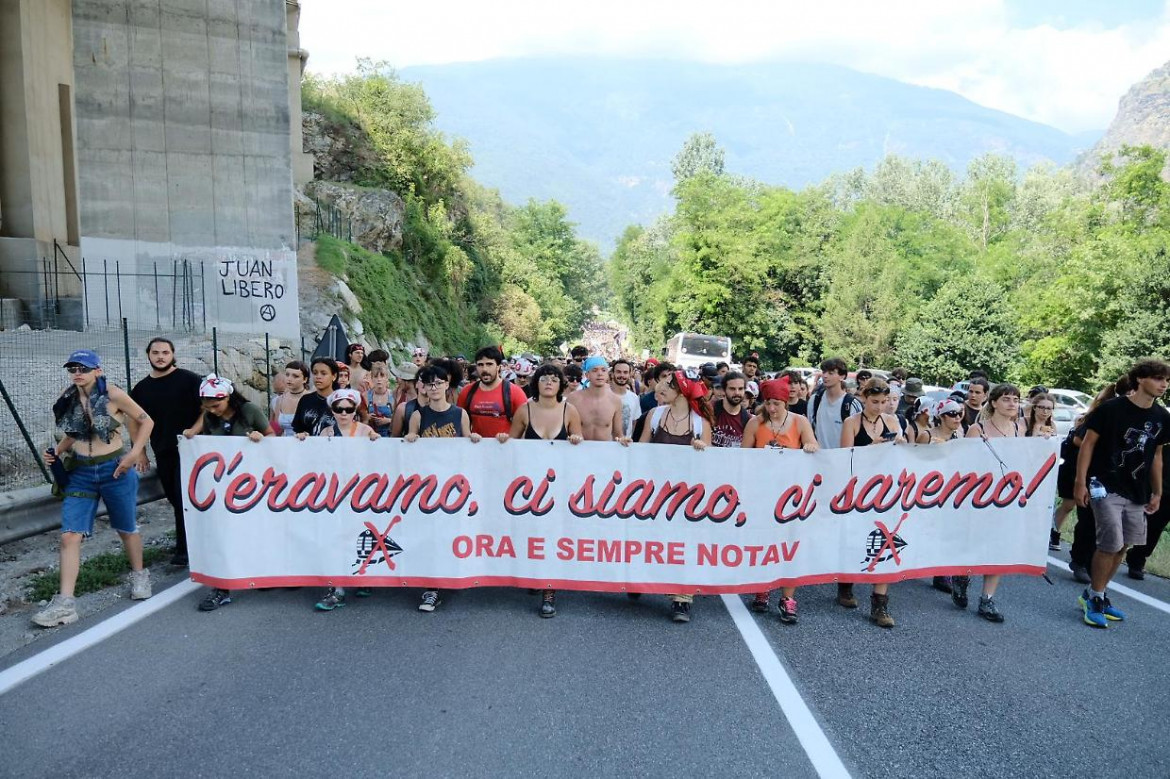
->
[1078,60,1170,178]
[399,58,1093,250]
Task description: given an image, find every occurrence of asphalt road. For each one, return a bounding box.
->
[2,552,1169,779]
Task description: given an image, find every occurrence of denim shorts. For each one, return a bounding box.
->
[61,452,139,537]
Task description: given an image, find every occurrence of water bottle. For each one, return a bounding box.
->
[1088,477,1107,501]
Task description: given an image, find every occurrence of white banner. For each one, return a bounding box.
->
[179,436,1058,593]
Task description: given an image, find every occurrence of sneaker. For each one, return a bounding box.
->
[31,594,78,627]
[315,588,345,611]
[169,551,189,567]
[198,588,232,612]
[540,592,557,619]
[1048,530,1062,551]
[1070,562,1091,584]
[671,601,691,623]
[418,590,441,612]
[978,595,1004,623]
[1078,590,1108,629]
[778,597,798,624]
[128,569,152,600]
[1101,594,1126,622]
[836,583,858,609]
[1127,566,1145,581]
[931,576,953,594]
[951,576,970,609]
[750,593,770,613]
[870,593,895,628]
[355,588,373,597]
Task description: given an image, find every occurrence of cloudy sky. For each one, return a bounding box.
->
[299,0,1170,134]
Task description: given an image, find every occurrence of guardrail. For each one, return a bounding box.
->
[0,471,163,546]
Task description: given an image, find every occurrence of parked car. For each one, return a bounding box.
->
[1052,406,1077,438]
[1048,388,1092,412]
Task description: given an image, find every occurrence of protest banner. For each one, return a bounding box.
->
[179,436,1058,593]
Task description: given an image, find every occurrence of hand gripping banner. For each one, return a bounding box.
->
[179,436,1058,593]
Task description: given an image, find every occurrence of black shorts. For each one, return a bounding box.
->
[1056,447,1077,500]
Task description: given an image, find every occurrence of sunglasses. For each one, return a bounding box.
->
[331,405,357,414]
[942,411,961,418]
[65,365,94,374]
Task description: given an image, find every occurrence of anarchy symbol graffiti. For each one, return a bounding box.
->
[259,304,276,322]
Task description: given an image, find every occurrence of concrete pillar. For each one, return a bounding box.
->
[287,0,314,186]
[0,0,82,321]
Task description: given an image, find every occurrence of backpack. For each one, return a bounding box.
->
[807,387,859,433]
[714,400,751,430]
[460,379,515,420]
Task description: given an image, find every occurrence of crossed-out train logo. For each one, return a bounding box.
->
[353,518,404,574]
[860,514,909,572]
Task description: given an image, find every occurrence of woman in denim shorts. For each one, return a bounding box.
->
[33,349,155,627]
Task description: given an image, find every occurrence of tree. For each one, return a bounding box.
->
[895,275,1020,385]
[671,132,725,188]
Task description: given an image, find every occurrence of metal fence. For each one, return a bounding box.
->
[0,320,311,492]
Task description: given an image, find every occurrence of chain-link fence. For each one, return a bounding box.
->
[0,320,311,492]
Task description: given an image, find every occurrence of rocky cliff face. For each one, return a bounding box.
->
[1079,61,1170,178]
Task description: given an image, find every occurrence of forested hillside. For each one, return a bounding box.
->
[301,62,607,356]
[610,135,1170,390]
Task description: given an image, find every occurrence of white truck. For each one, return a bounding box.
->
[665,332,733,372]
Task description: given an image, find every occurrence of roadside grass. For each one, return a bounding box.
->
[26,546,172,603]
[1060,525,1169,578]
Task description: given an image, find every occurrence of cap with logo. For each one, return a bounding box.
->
[64,349,101,369]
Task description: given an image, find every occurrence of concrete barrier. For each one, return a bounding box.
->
[0,470,163,546]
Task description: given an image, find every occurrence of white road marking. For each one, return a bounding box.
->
[0,579,201,696]
[1047,557,1170,616]
[722,594,852,779]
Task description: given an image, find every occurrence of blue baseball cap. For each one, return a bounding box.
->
[64,349,101,368]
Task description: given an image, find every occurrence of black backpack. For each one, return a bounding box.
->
[461,379,515,420]
[807,387,858,432]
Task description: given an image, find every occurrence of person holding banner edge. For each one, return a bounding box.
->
[639,367,713,623]
[961,383,1028,623]
[498,362,584,617]
[185,374,273,612]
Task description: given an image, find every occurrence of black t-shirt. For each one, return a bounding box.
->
[130,369,202,454]
[292,392,335,437]
[789,400,808,417]
[1086,397,1170,504]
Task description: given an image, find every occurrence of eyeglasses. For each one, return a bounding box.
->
[1034,405,1054,411]
[421,381,447,390]
[331,405,357,414]
[942,411,961,418]
[538,375,560,382]
[65,365,93,374]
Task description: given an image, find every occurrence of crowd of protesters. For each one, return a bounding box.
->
[32,338,1169,632]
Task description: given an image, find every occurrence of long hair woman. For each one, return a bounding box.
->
[740,376,818,624]
[638,368,713,623]
[961,383,1025,623]
[33,350,155,628]
[840,378,905,628]
[1025,393,1057,438]
[498,362,584,618]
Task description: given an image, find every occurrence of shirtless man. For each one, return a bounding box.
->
[568,356,630,444]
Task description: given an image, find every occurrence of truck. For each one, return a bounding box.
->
[665,332,733,371]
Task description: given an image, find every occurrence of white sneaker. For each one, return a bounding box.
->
[129,569,152,600]
[32,594,78,627]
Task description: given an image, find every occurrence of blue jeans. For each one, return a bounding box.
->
[61,453,139,537]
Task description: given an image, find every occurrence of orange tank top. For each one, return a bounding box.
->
[753,415,803,449]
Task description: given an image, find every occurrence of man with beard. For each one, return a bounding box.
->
[457,346,528,439]
[130,337,201,566]
[742,354,761,383]
[568,356,628,443]
[712,371,750,448]
[610,358,642,438]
